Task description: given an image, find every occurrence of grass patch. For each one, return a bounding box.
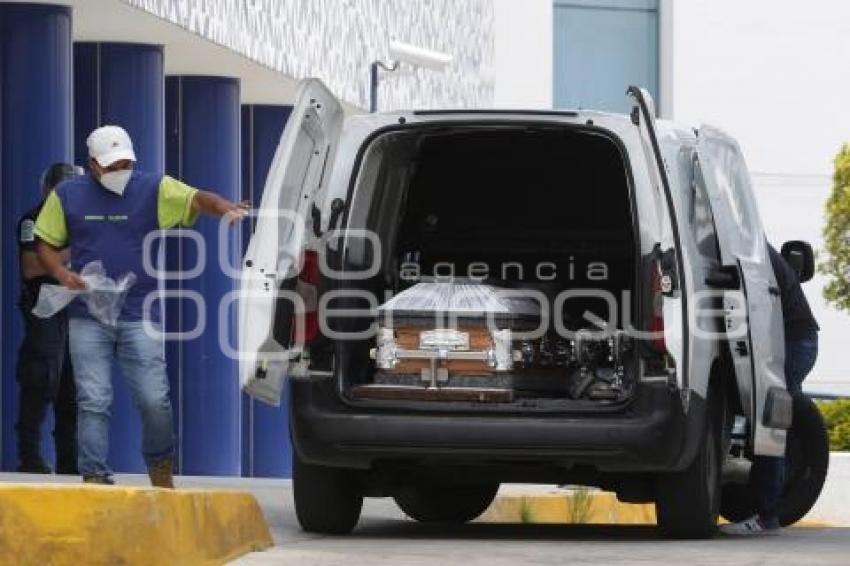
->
[565,487,594,524]
[519,496,535,523]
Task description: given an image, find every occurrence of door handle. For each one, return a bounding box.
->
[768,286,781,296]
[705,265,741,289]
[734,341,749,356]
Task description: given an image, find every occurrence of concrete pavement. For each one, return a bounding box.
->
[3,473,847,565]
[233,480,850,566]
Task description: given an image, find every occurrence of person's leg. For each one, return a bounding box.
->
[749,456,784,529]
[115,321,174,485]
[784,334,818,395]
[15,363,51,472]
[15,307,63,473]
[746,332,819,530]
[69,317,117,479]
[53,344,79,475]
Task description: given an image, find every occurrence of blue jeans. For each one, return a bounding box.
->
[750,332,818,525]
[69,318,174,477]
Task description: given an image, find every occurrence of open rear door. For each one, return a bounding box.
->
[695,125,790,457]
[627,87,690,401]
[239,79,344,405]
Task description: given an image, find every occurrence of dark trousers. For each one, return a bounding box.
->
[15,303,78,474]
[749,332,818,523]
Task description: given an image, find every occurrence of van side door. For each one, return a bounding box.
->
[695,125,790,457]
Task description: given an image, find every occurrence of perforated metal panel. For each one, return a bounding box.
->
[124,0,495,110]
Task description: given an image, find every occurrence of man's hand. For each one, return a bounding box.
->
[193,191,251,225]
[38,240,86,290]
[57,267,87,290]
[224,200,251,225]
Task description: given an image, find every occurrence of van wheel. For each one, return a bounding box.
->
[395,483,499,524]
[293,453,363,535]
[655,389,721,539]
[720,395,829,526]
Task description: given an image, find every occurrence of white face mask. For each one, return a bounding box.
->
[99,169,132,195]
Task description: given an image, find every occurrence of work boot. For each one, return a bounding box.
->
[147,458,174,488]
[83,474,115,485]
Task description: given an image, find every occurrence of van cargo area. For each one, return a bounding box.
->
[327,124,647,409]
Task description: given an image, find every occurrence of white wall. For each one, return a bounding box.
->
[670,0,850,176]
[493,0,552,109]
[670,0,850,391]
[806,452,850,524]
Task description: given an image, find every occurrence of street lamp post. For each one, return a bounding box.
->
[369,41,453,113]
[369,60,400,113]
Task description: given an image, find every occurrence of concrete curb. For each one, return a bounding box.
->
[0,484,272,565]
[480,489,656,525]
[479,488,834,527]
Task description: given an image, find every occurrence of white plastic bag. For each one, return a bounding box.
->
[32,261,136,326]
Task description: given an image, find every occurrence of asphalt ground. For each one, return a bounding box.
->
[3,473,846,565]
[229,479,850,566]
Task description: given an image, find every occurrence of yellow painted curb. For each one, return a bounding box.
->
[480,491,655,525]
[479,491,831,527]
[0,484,273,566]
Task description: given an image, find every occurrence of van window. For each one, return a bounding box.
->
[690,157,721,263]
[698,140,762,261]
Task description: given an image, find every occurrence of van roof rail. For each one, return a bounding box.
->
[411,109,580,117]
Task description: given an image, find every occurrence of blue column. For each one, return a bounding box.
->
[1,3,73,471]
[73,42,165,473]
[240,104,293,477]
[166,76,241,475]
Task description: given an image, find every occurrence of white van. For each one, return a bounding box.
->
[239,79,828,538]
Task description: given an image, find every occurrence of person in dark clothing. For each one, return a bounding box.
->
[722,242,819,535]
[15,163,82,473]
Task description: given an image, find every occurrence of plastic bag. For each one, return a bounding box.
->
[32,261,137,326]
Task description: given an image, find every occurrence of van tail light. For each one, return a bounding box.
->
[293,250,319,346]
[649,261,667,353]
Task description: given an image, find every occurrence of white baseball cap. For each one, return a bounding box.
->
[86,125,137,167]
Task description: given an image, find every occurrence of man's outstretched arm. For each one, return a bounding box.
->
[191,190,250,224]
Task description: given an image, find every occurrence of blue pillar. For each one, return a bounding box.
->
[1,3,73,471]
[240,104,293,477]
[166,76,241,476]
[73,42,165,473]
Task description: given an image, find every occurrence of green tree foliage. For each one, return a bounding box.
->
[821,144,850,311]
[816,399,850,452]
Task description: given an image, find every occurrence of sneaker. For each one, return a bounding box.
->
[720,515,782,536]
[82,474,115,485]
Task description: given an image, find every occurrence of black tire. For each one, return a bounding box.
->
[395,483,499,524]
[293,453,363,535]
[720,395,829,526]
[655,388,722,539]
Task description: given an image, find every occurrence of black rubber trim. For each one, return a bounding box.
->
[412,109,580,117]
[736,258,759,447]
[292,380,703,473]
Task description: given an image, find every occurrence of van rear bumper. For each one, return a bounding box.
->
[291,380,705,473]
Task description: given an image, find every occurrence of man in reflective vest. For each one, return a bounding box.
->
[35,125,249,486]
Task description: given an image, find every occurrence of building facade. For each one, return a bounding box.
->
[1,0,847,477]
